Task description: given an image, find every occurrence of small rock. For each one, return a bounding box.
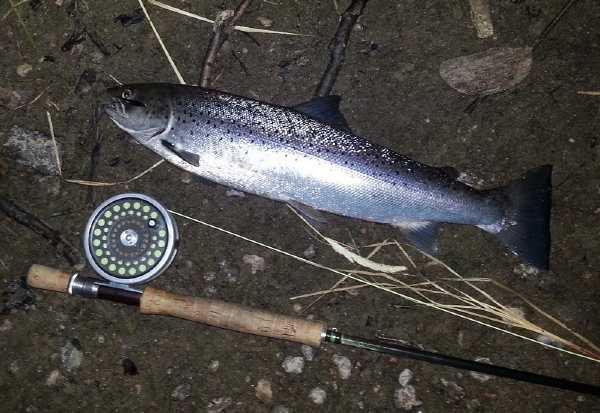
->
[122,358,138,375]
[470,357,493,382]
[207,396,233,413]
[398,368,413,387]
[243,254,265,274]
[8,360,20,376]
[4,126,62,175]
[303,244,316,259]
[46,369,65,387]
[308,387,326,405]
[171,383,192,401]
[17,63,33,77]
[301,345,314,361]
[271,406,290,413]
[218,259,239,282]
[282,356,304,374]
[440,377,465,397]
[332,354,352,380]
[514,263,539,278]
[393,385,422,410]
[0,319,12,332]
[209,360,220,372]
[256,378,273,404]
[257,16,273,27]
[60,338,83,371]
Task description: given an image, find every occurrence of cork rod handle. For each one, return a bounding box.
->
[141,286,325,347]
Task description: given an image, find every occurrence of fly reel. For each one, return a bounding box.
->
[84,193,179,284]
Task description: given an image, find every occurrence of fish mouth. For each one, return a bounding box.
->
[104,96,146,120]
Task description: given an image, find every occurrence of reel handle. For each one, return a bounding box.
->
[141,287,326,347]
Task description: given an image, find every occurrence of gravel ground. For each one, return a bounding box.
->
[1,1,599,412]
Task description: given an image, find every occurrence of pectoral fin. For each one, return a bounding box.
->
[161,140,200,167]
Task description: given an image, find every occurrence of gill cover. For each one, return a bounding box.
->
[104,85,172,142]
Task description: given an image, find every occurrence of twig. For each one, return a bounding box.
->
[86,105,105,206]
[199,0,255,87]
[0,194,84,269]
[314,0,369,98]
[531,0,580,52]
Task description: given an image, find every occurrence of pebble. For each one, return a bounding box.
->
[271,406,290,413]
[393,385,422,410]
[255,378,273,404]
[281,356,304,374]
[60,338,83,371]
[8,360,20,376]
[171,383,192,401]
[301,345,314,361]
[208,360,220,372]
[46,369,65,387]
[122,358,138,375]
[514,263,539,278]
[398,368,413,387]
[243,254,265,274]
[257,16,273,27]
[470,357,493,382]
[206,396,233,413]
[308,387,326,404]
[16,63,33,77]
[303,244,316,259]
[0,319,12,332]
[332,354,352,380]
[218,259,240,283]
[4,126,62,175]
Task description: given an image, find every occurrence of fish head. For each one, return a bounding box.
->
[104,84,172,143]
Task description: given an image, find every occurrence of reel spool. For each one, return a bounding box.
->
[84,193,179,284]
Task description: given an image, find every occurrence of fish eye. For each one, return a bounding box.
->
[122,89,131,99]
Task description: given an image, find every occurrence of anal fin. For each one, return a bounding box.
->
[394,222,441,255]
[288,200,328,229]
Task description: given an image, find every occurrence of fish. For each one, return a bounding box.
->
[104,83,552,269]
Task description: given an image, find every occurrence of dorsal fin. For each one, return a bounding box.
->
[293,96,352,133]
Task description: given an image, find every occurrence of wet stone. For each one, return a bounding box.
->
[308,387,326,405]
[394,385,422,410]
[3,126,62,175]
[398,368,413,387]
[332,354,352,380]
[60,338,83,372]
[301,345,314,361]
[171,383,192,401]
[122,358,138,375]
[281,356,304,374]
[218,259,240,283]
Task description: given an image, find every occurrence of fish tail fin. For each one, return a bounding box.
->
[483,165,552,269]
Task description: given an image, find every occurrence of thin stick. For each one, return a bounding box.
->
[0,196,83,268]
[314,0,369,98]
[86,105,105,206]
[199,0,255,87]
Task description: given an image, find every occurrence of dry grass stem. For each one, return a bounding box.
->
[148,0,312,36]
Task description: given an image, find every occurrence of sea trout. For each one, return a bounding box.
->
[104,83,552,269]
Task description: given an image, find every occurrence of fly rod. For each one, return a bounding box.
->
[27,264,600,397]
